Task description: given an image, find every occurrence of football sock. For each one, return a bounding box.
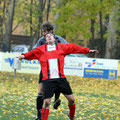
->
[41,108,49,120]
[69,104,76,119]
[36,93,43,118]
[54,90,60,102]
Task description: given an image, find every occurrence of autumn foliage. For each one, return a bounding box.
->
[0,72,120,120]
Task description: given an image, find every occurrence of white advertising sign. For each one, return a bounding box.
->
[84,58,118,69]
[64,57,84,77]
[1,53,41,74]
[1,53,84,76]
[1,52,118,79]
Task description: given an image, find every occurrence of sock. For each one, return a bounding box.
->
[41,108,49,120]
[69,104,76,119]
[36,93,43,118]
[54,89,60,102]
[54,90,60,102]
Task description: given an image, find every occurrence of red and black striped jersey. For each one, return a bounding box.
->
[22,43,89,81]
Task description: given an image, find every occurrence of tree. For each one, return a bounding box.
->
[14,0,47,50]
[98,0,104,58]
[46,0,51,21]
[53,0,100,43]
[0,1,3,49]
[0,0,55,51]
[0,0,6,51]
[105,4,120,59]
[30,0,46,50]
[3,0,16,52]
[53,0,116,58]
[30,0,33,40]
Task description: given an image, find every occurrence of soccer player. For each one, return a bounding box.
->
[33,22,68,120]
[19,33,98,120]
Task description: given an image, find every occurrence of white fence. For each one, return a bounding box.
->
[0,52,119,79]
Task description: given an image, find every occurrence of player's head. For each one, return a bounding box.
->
[45,33,55,45]
[42,22,54,36]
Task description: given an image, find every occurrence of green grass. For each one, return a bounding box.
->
[0,72,120,120]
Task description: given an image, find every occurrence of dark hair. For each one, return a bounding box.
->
[42,22,54,31]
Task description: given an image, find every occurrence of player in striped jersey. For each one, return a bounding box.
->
[19,33,98,120]
[33,22,68,120]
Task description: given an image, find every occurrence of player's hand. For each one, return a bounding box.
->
[89,50,99,54]
[19,55,25,60]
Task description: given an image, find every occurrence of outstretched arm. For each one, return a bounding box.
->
[19,51,38,60]
[62,44,99,55]
[19,47,41,60]
[62,44,90,55]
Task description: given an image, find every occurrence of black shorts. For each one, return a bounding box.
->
[38,70,43,84]
[42,78,73,99]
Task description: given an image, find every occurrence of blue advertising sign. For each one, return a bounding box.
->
[84,68,117,79]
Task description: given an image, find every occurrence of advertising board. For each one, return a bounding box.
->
[1,53,118,79]
[117,60,120,78]
[64,57,84,77]
[83,58,118,79]
[1,53,40,74]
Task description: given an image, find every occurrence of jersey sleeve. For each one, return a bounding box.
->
[62,44,90,55]
[22,47,41,60]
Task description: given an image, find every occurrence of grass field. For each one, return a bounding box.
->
[0,72,120,120]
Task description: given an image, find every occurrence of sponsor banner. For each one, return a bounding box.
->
[84,68,117,79]
[84,58,118,69]
[64,57,84,77]
[117,60,120,77]
[83,58,118,79]
[1,53,118,79]
[1,53,85,76]
[1,53,41,74]
[0,52,2,70]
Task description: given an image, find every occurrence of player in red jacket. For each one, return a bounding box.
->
[19,33,98,120]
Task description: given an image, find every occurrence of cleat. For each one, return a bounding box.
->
[35,117,41,120]
[35,109,42,120]
[53,99,61,109]
[68,114,75,120]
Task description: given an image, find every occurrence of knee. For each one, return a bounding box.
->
[69,98,75,105]
[44,99,51,108]
[71,98,75,104]
[38,84,43,94]
[39,88,43,94]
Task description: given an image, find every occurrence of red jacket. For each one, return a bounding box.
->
[22,43,89,80]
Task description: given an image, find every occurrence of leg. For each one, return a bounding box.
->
[36,71,43,120]
[36,83,43,119]
[53,89,61,109]
[64,94,76,120]
[41,79,57,120]
[57,78,75,119]
[41,98,51,120]
[54,89,60,102]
